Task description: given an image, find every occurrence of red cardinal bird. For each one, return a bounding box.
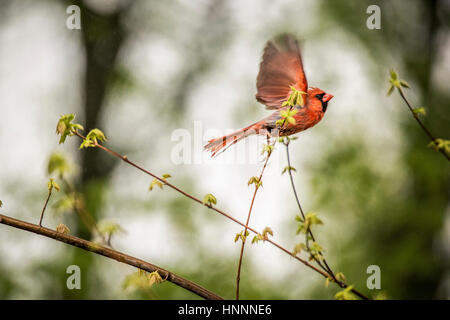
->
[204,34,333,157]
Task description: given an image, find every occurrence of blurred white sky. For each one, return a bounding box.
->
[0,0,448,298]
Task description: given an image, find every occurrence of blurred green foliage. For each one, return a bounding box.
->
[306,0,450,299]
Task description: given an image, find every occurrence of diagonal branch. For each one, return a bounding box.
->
[0,213,223,300]
[397,88,449,162]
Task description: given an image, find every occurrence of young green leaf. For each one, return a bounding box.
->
[386,84,395,96]
[79,139,95,149]
[287,116,296,124]
[335,285,357,300]
[335,272,346,283]
[123,270,165,291]
[309,241,324,255]
[202,193,217,206]
[400,80,410,88]
[80,128,107,149]
[297,212,323,234]
[52,194,75,216]
[162,173,172,180]
[97,220,126,238]
[248,176,262,188]
[251,234,264,244]
[283,86,307,107]
[280,109,298,119]
[296,224,306,234]
[412,107,426,116]
[123,272,148,290]
[147,271,164,286]
[278,108,298,127]
[282,166,296,174]
[325,277,331,288]
[292,243,306,256]
[427,139,450,153]
[262,226,273,238]
[387,69,410,95]
[56,114,84,144]
[87,128,107,143]
[48,178,60,192]
[48,152,71,177]
[261,144,274,155]
[305,212,323,226]
[390,69,398,81]
[252,227,273,244]
[149,179,164,191]
[234,230,249,243]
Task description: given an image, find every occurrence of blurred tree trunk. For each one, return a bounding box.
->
[63,0,133,299]
[76,0,131,237]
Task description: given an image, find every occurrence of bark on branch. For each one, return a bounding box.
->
[0,214,223,300]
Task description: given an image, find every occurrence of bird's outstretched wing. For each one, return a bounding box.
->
[255,34,308,109]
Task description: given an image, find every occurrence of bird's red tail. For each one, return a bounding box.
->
[204,123,260,157]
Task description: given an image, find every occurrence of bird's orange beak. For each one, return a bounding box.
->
[322,93,334,102]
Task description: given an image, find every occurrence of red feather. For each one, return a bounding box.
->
[255,34,308,109]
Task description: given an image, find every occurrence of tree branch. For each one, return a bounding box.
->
[0,213,223,300]
[284,142,333,275]
[283,141,369,300]
[397,88,450,162]
[72,130,368,299]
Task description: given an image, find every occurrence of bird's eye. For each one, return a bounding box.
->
[315,93,324,99]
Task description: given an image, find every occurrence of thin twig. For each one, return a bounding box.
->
[0,213,223,300]
[284,141,337,282]
[39,189,53,227]
[58,177,108,245]
[73,131,369,299]
[235,139,273,300]
[397,88,450,162]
